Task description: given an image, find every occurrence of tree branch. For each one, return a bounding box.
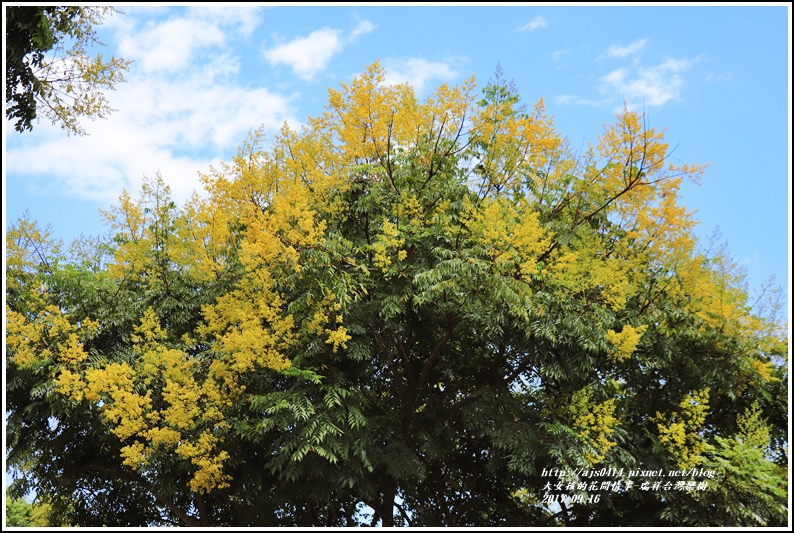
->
[409,319,459,412]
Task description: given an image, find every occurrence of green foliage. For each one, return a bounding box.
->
[5,5,131,135]
[5,63,788,526]
[5,488,52,527]
[654,403,787,527]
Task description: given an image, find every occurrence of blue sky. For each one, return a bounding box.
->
[4,3,791,314]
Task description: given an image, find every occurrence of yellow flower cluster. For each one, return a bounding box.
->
[372,220,406,273]
[198,271,293,374]
[549,227,638,311]
[84,363,151,440]
[605,324,648,362]
[6,305,98,368]
[750,359,778,383]
[464,196,551,282]
[653,388,710,470]
[326,326,352,352]
[50,308,239,494]
[175,433,231,494]
[568,387,619,466]
[5,307,43,367]
[470,94,561,195]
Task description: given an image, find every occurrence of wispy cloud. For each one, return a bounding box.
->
[263,20,375,80]
[551,50,569,68]
[601,38,648,59]
[518,16,548,32]
[351,20,375,41]
[552,50,568,62]
[382,58,460,94]
[704,71,732,83]
[600,56,701,108]
[554,94,605,107]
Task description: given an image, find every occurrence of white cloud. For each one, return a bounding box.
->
[382,58,460,94]
[6,130,214,205]
[518,16,548,32]
[601,38,648,59]
[6,8,297,207]
[263,20,374,80]
[599,57,699,108]
[263,29,344,80]
[6,68,297,206]
[7,11,384,210]
[116,7,264,73]
[118,17,226,72]
[186,5,263,37]
[351,20,375,41]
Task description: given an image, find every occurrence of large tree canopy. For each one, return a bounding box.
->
[5,5,130,135]
[5,63,788,527]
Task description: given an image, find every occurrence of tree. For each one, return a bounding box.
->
[5,6,130,135]
[5,62,788,526]
[5,488,55,527]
